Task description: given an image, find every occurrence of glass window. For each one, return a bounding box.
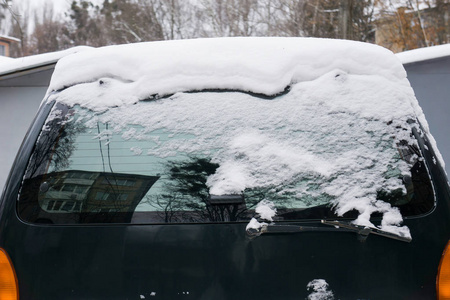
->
[17,91,434,224]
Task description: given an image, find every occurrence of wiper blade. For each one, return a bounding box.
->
[321,220,412,243]
[246,224,339,237]
[246,220,411,243]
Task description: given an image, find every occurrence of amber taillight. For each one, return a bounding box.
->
[438,241,450,299]
[0,248,18,300]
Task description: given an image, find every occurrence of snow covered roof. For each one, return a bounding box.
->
[396,43,450,64]
[0,34,20,43]
[47,37,408,103]
[0,55,14,63]
[0,46,92,77]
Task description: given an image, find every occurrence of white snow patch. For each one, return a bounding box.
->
[130,147,143,156]
[246,200,277,231]
[307,279,334,300]
[246,218,267,232]
[340,198,411,238]
[207,161,251,195]
[255,200,277,222]
[206,130,334,195]
[0,56,14,63]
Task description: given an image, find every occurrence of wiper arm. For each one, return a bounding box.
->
[246,223,339,237]
[321,220,412,243]
[246,220,411,243]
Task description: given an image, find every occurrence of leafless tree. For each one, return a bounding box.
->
[7,4,29,57]
[28,3,71,54]
[5,0,448,56]
[199,0,261,37]
[0,0,12,32]
[101,0,164,44]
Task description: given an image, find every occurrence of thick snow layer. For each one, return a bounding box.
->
[47,37,408,100]
[46,37,442,237]
[0,46,91,76]
[0,56,14,63]
[396,43,450,64]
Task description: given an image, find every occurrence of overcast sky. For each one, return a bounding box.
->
[13,0,71,14]
[12,0,103,16]
[6,0,103,35]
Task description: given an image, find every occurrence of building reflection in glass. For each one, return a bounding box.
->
[19,170,159,223]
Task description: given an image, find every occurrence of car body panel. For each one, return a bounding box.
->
[0,100,449,299]
[1,38,450,299]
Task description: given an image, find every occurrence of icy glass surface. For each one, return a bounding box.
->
[19,71,435,238]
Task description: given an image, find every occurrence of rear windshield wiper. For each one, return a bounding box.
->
[321,220,411,243]
[246,219,411,243]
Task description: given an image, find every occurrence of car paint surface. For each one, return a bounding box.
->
[0,100,450,299]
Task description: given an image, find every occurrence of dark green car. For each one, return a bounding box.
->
[1,38,450,299]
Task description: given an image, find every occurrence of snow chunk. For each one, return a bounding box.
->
[245,200,276,230]
[340,198,411,239]
[307,279,334,300]
[255,200,277,222]
[246,218,267,231]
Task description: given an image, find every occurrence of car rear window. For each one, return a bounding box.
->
[18,88,434,225]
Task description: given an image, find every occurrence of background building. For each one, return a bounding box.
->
[0,47,91,192]
[397,44,450,176]
[0,35,19,57]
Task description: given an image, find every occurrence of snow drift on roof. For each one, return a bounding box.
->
[0,34,20,42]
[396,43,450,64]
[47,37,408,101]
